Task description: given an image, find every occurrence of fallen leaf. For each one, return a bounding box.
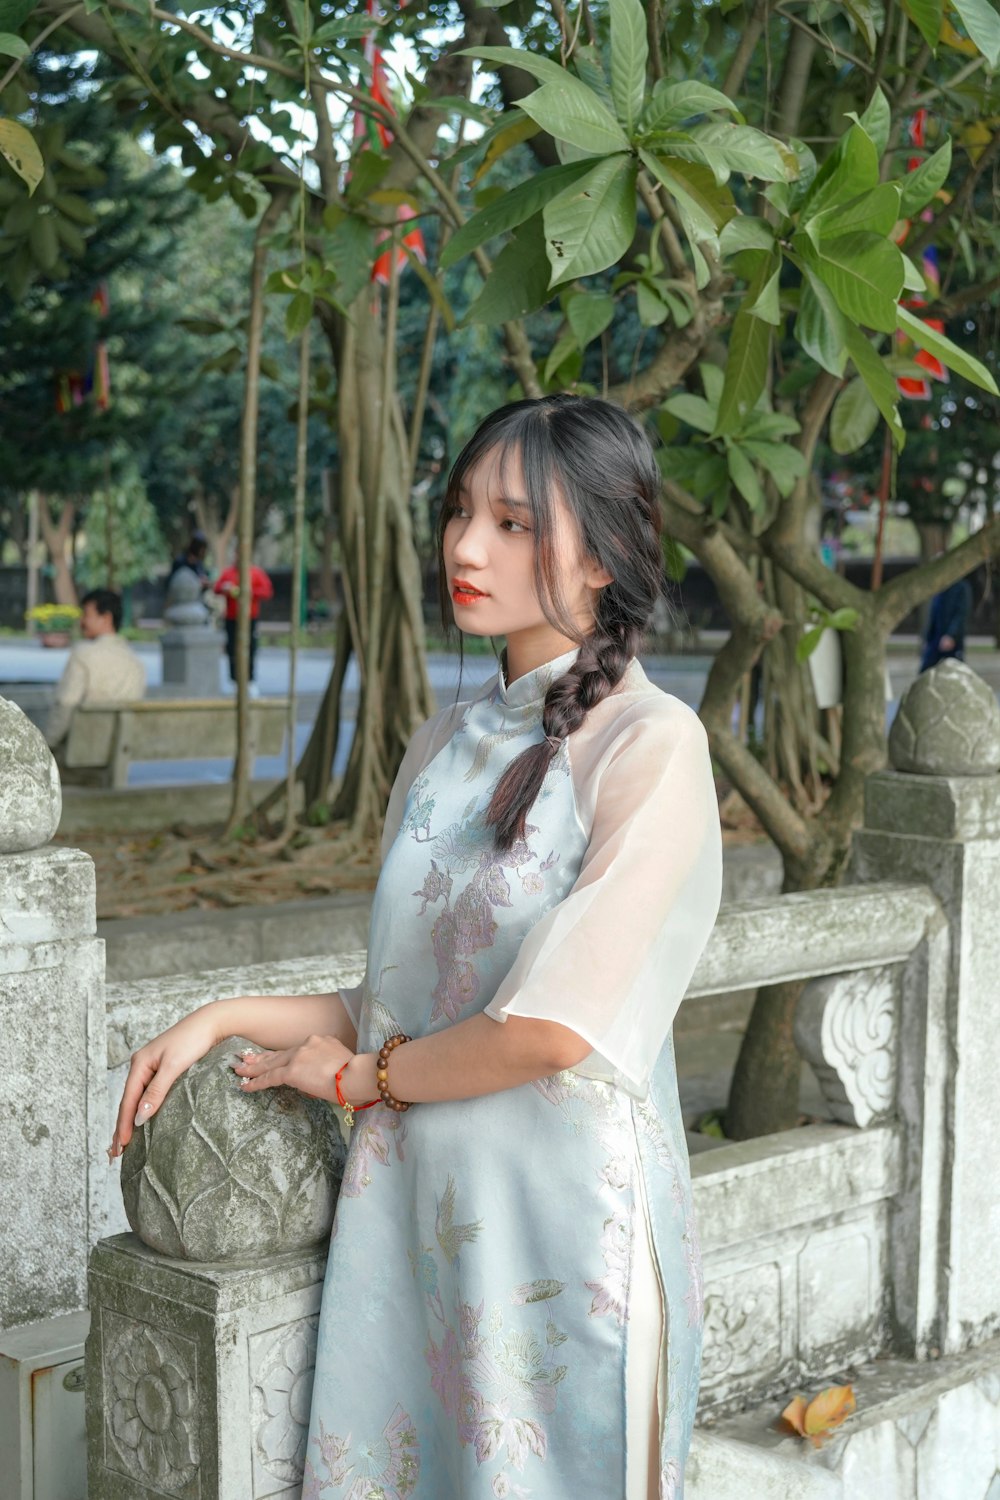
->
[804,1384,855,1437]
[779,1394,808,1436]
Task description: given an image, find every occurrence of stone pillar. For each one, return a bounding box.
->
[160,566,223,698]
[87,1039,346,1500]
[0,695,107,1332]
[853,660,1000,1356]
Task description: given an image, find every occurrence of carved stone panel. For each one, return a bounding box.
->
[795,966,898,1128]
[249,1315,319,1497]
[101,1307,200,1499]
[700,1262,782,1398]
[796,1220,878,1355]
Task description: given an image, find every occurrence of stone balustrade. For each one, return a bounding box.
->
[3,659,1000,1500]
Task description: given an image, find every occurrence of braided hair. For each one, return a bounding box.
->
[438,395,666,851]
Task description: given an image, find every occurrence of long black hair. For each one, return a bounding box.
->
[437,394,665,850]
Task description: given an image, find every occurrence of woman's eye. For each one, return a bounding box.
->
[500,517,530,534]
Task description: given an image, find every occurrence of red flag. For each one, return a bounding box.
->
[352,0,426,285]
[896,110,947,401]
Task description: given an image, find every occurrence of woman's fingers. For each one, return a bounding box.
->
[232,1047,287,1091]
[112,1051,185,1156]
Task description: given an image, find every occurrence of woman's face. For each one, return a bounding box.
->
[442,446,610,676]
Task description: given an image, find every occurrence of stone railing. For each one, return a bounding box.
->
[4,658,1000,1500]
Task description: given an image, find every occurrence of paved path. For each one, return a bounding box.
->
[2,635,998,787]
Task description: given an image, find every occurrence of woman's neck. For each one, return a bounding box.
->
[503,626,581,685]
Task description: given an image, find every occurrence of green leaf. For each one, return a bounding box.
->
[440,160,592,269]
[830,375,881,453]
[285,290,314,338]
[900,252,928,293]
[544,331,579,383]
[0,119,42,196]
[741,439,807,496]
[742,408,802,439]
[325,216,376,308]
[662,393,716,432]
[461,45,571,88]
[699,361,725,406]
[567,291,616,346]
[727,443,766,509]
[176,316,227,336]
[543,154,637,286]
[719,216,775,255]
[0,30,28,56]
[609,0,648,131]
[748,259,782,325]
[795,273,848,377]
[828,607,860,630]
[898,139,952,217]
[715,283,771,435]
[844,0,879,52]
[951,0,1000,60]
[465,215,552,324]
[642,80,742,133]
[637,280,670,325]
[801,124,881,221]
[402,242,456,333]
[896,305,999,393]
[0,0,36,29]
[640,150,735,245]
[808,182,902,241]
[856,88,891,154]
[689,123,790,181]
[796,230,903,333]
[843,323,904,443]
[519,79,630,156]
[796,625,826,664]
[901,0,943,51]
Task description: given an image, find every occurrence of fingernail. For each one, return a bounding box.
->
[134,1102,153,1128]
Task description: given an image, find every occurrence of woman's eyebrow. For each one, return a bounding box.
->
[492,494,531,513]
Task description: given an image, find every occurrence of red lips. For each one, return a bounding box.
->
[452,578,489,603]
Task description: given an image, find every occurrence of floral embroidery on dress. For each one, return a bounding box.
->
[586,1205,634,1325]
[412,1181,569,1493]
[303,1406,420,1499]
[340,1109,407,1199]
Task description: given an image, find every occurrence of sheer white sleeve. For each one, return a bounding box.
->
[484,700,722,1099]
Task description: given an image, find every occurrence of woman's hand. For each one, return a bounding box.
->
[231,1033,359,1104]
[110,1007,223,1159]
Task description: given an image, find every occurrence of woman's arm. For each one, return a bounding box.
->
[111,990,356,1156]
[233,1012,589,1106]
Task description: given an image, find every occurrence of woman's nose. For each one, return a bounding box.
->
[449,520,488,567]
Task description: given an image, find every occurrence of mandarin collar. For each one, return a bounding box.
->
[496,647,580,710]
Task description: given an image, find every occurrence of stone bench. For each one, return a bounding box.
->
[61,697,289,788]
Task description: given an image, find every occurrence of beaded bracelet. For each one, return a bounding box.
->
[376,1033,413,1112]
[335,1064,379,1131]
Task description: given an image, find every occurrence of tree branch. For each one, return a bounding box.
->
[607,301,715,410]
[724,0,769,96]
[875,515,1000,629]
[773,5,873,76]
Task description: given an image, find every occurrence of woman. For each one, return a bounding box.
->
[111,395,723,1499]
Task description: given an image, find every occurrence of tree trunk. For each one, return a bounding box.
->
[37,494,77,605]
[226,197,284,835]
[292,291,433,834]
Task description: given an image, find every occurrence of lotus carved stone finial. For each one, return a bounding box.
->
[121,1037,347,1262]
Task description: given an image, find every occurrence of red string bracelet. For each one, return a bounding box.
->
[335,1064,379,1131]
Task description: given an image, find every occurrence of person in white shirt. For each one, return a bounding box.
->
[45,588,146,747]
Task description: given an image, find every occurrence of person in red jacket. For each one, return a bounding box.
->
[213,560,274,689]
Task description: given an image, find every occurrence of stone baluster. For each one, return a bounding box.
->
[86,1037,347,1500]
[852,659,1000,1357]
[1,696,106,1497]
[0,695,107,1331]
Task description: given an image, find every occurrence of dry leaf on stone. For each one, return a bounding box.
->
[778,1385,856,1446]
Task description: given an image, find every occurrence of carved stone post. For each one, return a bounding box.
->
[852,660,1000,1356]
[0,696,106,1496]
[86,1040,347,1500]
[0,695,107,1330]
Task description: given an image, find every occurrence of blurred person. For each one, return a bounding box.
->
[166,530,211,590]
[45,588,146,746]
[920,573,973,672]
[213,556,274,692]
